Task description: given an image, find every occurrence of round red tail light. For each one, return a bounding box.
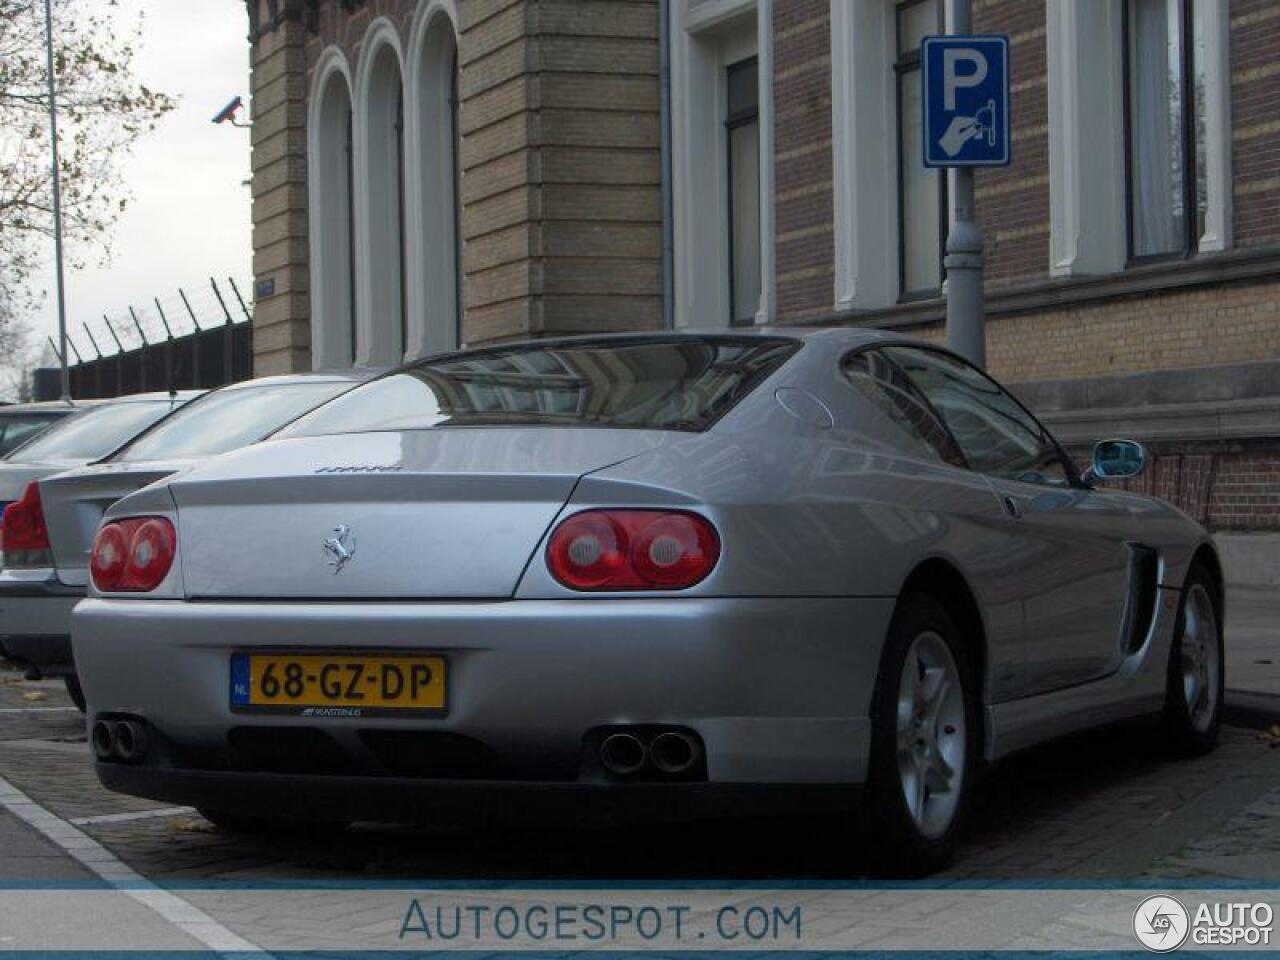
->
[546,512,626,588]
[630,513,719,588]
[547,510,720,591]
[91,517,176,593]
[89,523,129,590]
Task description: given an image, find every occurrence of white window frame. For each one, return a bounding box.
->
[671,0,774,328]
[830,1,901,312]
[307,47,357,369]
[1192,0,1233,254]
[353,17,407,367]
[1047,0,1231,276]
[405,0,462,360]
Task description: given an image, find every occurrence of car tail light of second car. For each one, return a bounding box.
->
[91,518,176,592]
[547,510,720,591]
[0,482,52,568]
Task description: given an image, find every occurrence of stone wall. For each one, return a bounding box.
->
[248,0,663,373]
[248,2,311,375]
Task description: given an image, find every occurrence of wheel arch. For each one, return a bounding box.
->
[1188,541,1225,623]
[896,558,989,706]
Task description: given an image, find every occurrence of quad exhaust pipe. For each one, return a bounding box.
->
[598,728,702,778]
[600,732,647,775]
[649,731,701,775]
[92,718,149,764]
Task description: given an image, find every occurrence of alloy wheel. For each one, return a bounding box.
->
[1180,583,1220,734]
[896,630,967,839]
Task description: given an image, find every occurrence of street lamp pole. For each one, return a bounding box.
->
[944,0,986,368]
[43,0,71,401]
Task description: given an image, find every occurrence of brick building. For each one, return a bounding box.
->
[246,0,1280,576]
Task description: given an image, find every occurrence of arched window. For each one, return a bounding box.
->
[307,51,356,368]
[406,1,462,358]
[355,23,408,366]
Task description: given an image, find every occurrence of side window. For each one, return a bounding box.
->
[886,347,1072,487]
[841,350,966,468]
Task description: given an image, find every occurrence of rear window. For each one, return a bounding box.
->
[4,400,180,463]
[116,381,352,462]
[277,337,800,438]
[0,413,65,456]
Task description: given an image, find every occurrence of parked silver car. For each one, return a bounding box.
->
[1,374,370,707]
[0,401,81,457]
[0,392,199,508]
[72,331,1223,872]
[0,391,200,693]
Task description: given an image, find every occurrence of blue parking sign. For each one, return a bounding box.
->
[922,36,1010,168]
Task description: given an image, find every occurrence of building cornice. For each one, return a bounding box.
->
[796,244,1280,332]
[247,0,366,42]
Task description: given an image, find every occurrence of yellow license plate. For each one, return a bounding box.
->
[231,653,446,714]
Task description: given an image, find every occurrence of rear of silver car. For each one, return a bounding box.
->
[73,336,891,823]
[0,394,198,676]
[1,463,191,678]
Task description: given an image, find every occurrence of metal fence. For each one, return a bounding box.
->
[36,278,254,401]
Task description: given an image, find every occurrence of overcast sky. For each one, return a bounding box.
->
[30,1,251,363]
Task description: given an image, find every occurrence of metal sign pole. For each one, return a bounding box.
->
[43,0,70,400]
[943,0,986,369]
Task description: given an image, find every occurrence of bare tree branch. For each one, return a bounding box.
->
[0,0,175,326]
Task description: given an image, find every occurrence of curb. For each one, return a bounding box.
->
[1224,689,1280,730]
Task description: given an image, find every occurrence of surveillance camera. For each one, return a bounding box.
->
[211,96,244,125]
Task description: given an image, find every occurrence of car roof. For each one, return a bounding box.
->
[213,370,383,392]
[0,400,84,415]
[435,326,920,358]
[108,389,205,403]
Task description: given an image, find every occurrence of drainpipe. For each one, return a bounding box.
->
[659,0,675,329]
[754,0,776,326]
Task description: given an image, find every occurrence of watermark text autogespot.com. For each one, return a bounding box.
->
[399,899,803,945]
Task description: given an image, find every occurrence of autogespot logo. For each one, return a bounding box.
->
[1133,895,1191,952]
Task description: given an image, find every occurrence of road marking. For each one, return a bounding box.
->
[0,773,259,952]
[70,806,195,826]
[0,706,79,714]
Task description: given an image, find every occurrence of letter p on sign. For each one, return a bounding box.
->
[942,48,988,110]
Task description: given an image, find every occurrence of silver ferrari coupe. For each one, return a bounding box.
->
[72,329,1223,872]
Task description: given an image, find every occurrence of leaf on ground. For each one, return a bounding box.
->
[21,690,47,702]
[171,817,214,833]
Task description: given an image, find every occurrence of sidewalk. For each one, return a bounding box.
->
[1225,586,1280,724]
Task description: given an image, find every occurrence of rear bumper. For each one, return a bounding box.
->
[96,764,860,825]
[74,595,893,820]
[0,569,83,675]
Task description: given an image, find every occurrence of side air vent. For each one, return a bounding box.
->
[1121,545,1159,656]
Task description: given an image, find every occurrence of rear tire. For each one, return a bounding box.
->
[64,675,86,713]
[197,808,350,836]
[862,593,978,876]
[1163,565,1223,756]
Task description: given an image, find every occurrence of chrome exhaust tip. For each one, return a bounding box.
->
[600,732,647,776]
[650,731,701,775]
[111,719,149,764]
[91,720,117,761]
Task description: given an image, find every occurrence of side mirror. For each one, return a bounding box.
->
[1085,439,1147,485]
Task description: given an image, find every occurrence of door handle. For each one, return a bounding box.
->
[1002,496,1023,519]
